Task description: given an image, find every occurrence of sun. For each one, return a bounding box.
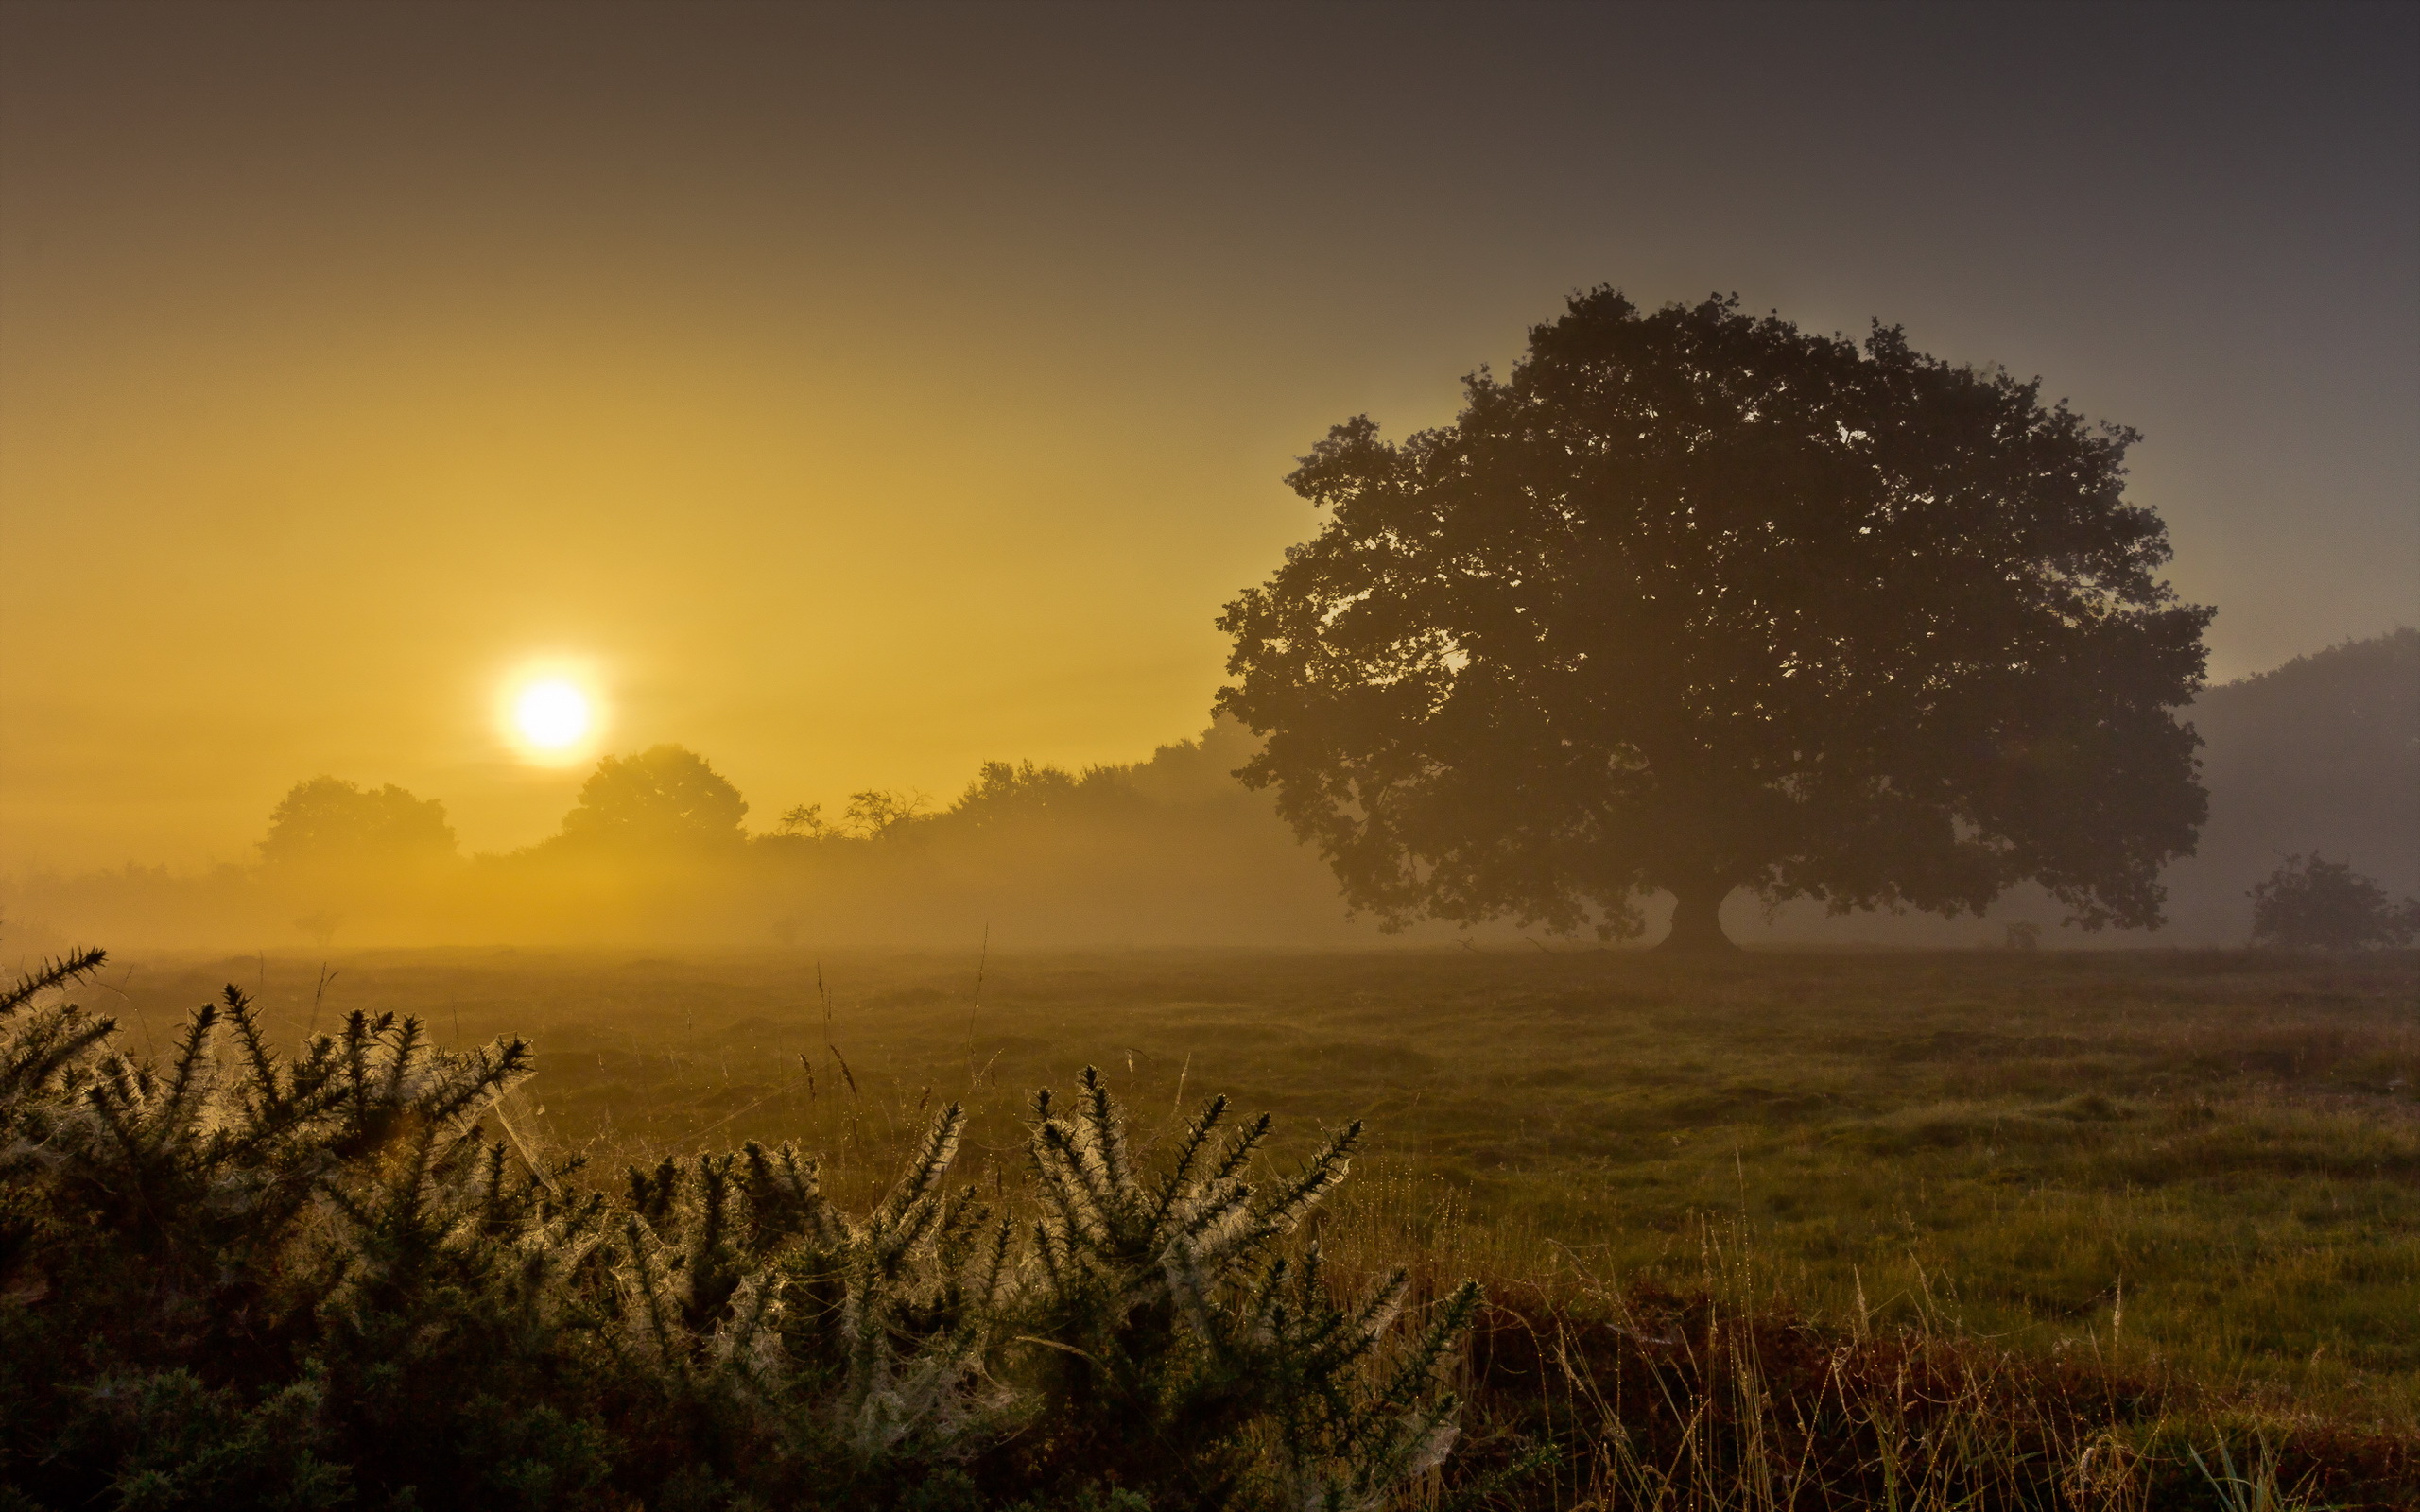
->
[496,658,609,765]
[512,679,592,751]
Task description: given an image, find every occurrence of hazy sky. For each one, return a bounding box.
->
[4,1,2414,868]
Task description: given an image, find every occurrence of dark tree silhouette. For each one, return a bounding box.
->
[2249,853,2419,951]
[841,787,930,839]
[1218,290,2213,950]
[558,744,749,850]
[260,776,458,868]
[945,760,1139,830]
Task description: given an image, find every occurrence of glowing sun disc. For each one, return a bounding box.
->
[514,680,591,749]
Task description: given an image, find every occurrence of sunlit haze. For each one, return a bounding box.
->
[6,11,2413,1497]
[1,3,2413,873]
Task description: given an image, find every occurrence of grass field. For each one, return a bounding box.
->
[82,943,2420,1503]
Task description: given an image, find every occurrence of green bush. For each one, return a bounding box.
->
[2248,852,2420,951]
[0,950,1477,1511]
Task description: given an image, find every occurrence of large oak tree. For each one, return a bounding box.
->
[1217,291,2212,950]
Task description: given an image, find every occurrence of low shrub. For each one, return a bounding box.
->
[0,949,1478,1511]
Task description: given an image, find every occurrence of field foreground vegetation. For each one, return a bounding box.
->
[14,944,2417,1508]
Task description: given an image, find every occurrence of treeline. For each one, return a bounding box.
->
[7,631,2414,952]
[6,722,1383,950]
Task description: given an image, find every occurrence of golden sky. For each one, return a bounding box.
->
[4,4,2414,868]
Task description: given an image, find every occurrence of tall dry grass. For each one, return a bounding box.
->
[1312,1179,2415,1510]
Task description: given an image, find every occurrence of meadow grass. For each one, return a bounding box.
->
[87,943,2419,1504]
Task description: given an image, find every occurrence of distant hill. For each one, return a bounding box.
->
[2158,627,2418,942]
[1732,628,2417,947]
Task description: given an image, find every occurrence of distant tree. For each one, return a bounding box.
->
[1219,290,2213,950]
[773,802,833,839]
[1123,715,1270,807]
[260,777,458,868]
[842,787,929,840]
[2248,853,2419,951]
[945,760,1140,830]
[558,745,749,851]
[959,759,1081,814]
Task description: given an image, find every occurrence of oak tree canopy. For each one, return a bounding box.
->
[1217,290,2213,950]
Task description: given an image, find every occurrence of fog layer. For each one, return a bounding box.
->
[8,631,2409,954]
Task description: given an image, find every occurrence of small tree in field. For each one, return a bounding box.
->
[2249,853,2419,951]
[1219,290,2213,950]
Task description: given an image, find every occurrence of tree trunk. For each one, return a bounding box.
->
[1659,880,1739,954]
